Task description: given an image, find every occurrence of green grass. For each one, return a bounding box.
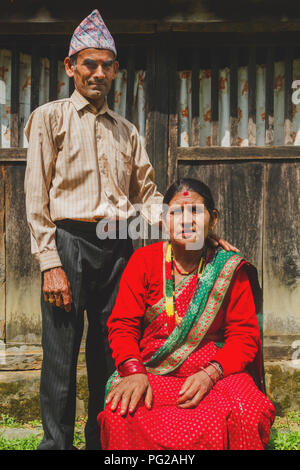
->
[0,414,86,450]
[268,429,300,450]
[0,412,299,450]
[267,411,300,450]
[0,434,41,450]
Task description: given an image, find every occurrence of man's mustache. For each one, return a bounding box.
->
[88,79,107,85]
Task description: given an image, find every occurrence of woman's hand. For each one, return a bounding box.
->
[106,374,153,416]
[177,365,219,409]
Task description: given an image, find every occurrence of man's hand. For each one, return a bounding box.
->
[207,233,240,253]
[43,267,72,312]
[106,373,153,416]
[177,365,220,409]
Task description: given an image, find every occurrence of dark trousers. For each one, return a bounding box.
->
[38,221,133,450]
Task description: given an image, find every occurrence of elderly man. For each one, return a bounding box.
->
[24,10,163,450]
[25,9,235,451]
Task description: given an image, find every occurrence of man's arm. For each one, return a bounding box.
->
[24,107,61,270]
[24,107,72,311]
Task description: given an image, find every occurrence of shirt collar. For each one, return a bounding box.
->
[70,89,117,122]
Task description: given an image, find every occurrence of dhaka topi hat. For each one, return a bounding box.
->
[68,9,117,58]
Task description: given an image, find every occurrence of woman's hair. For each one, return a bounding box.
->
[162,178,218,217]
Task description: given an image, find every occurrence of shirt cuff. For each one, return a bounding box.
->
[36,249,63,272]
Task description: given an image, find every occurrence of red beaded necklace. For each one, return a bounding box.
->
[173,259,198,276]
[165,241,206,333]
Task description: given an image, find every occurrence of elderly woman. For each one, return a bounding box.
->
[98,178,275,450]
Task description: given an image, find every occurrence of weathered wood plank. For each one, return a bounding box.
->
[191,48,200,146]
[248,46,256,146]
[284,47,293,145]
[145,45,168,194]
[2,20,300,36]
[211,48,219,146]
[30,46,40,112]
[0,149,27,161]
[0,167,5,340]
[145,46,156,168]
[265,47,274,145]
[5,166,41,344]
[167,47,178,186]
[177,145,300,160]
[230,47,238,146]
[263,162,300,335]
[10,46,20,147]
[178,161,264,282]
[2,145,300,162]
[125,46,135,123]
[49,45,58,102]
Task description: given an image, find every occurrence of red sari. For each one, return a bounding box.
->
[98,242,275,450]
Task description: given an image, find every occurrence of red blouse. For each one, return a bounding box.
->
[107,242,261,377]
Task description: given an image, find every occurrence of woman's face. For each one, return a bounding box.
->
[164,189,218,250]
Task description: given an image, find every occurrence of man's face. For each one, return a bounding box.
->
[64,48,118,106]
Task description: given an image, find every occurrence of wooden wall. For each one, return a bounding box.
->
[0,31,299,370]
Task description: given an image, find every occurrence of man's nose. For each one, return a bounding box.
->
[94,64,106,78]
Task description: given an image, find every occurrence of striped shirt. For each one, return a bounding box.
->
[24,89,163,272]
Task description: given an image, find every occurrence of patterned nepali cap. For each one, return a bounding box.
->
[68,9,117,57]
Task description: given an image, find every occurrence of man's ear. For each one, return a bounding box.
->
[112,60,119,79]
[64,57,75,78]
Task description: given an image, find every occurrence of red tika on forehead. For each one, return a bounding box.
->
[183,191,189,196]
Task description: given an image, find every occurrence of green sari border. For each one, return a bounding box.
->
[145,272,196,325]
[104,249,244,400]
[145,252,243,375]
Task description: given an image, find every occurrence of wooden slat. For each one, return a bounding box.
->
[145,47,155,160]
[284,47,293,145]
[0,167,5,340]
[125,46,135,123]
[248,46,256,146]
[49,45,58,102]
[2,20,300,36]
[30,46,40,111]
[10,47,20,147]
[265,47,274,145]
[167,47,178,186]
[191,48,200,146]
[210,48,219,145]
[5,166,41,344]
[0,149,27,161]
[177,145,300,160]
[263,162,300,336]
[230,47,238,146]
[145,45,168,193]
[178,160,264,283]
[4,145,300,163]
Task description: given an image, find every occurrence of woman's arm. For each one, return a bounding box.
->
[211,264,261,377]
